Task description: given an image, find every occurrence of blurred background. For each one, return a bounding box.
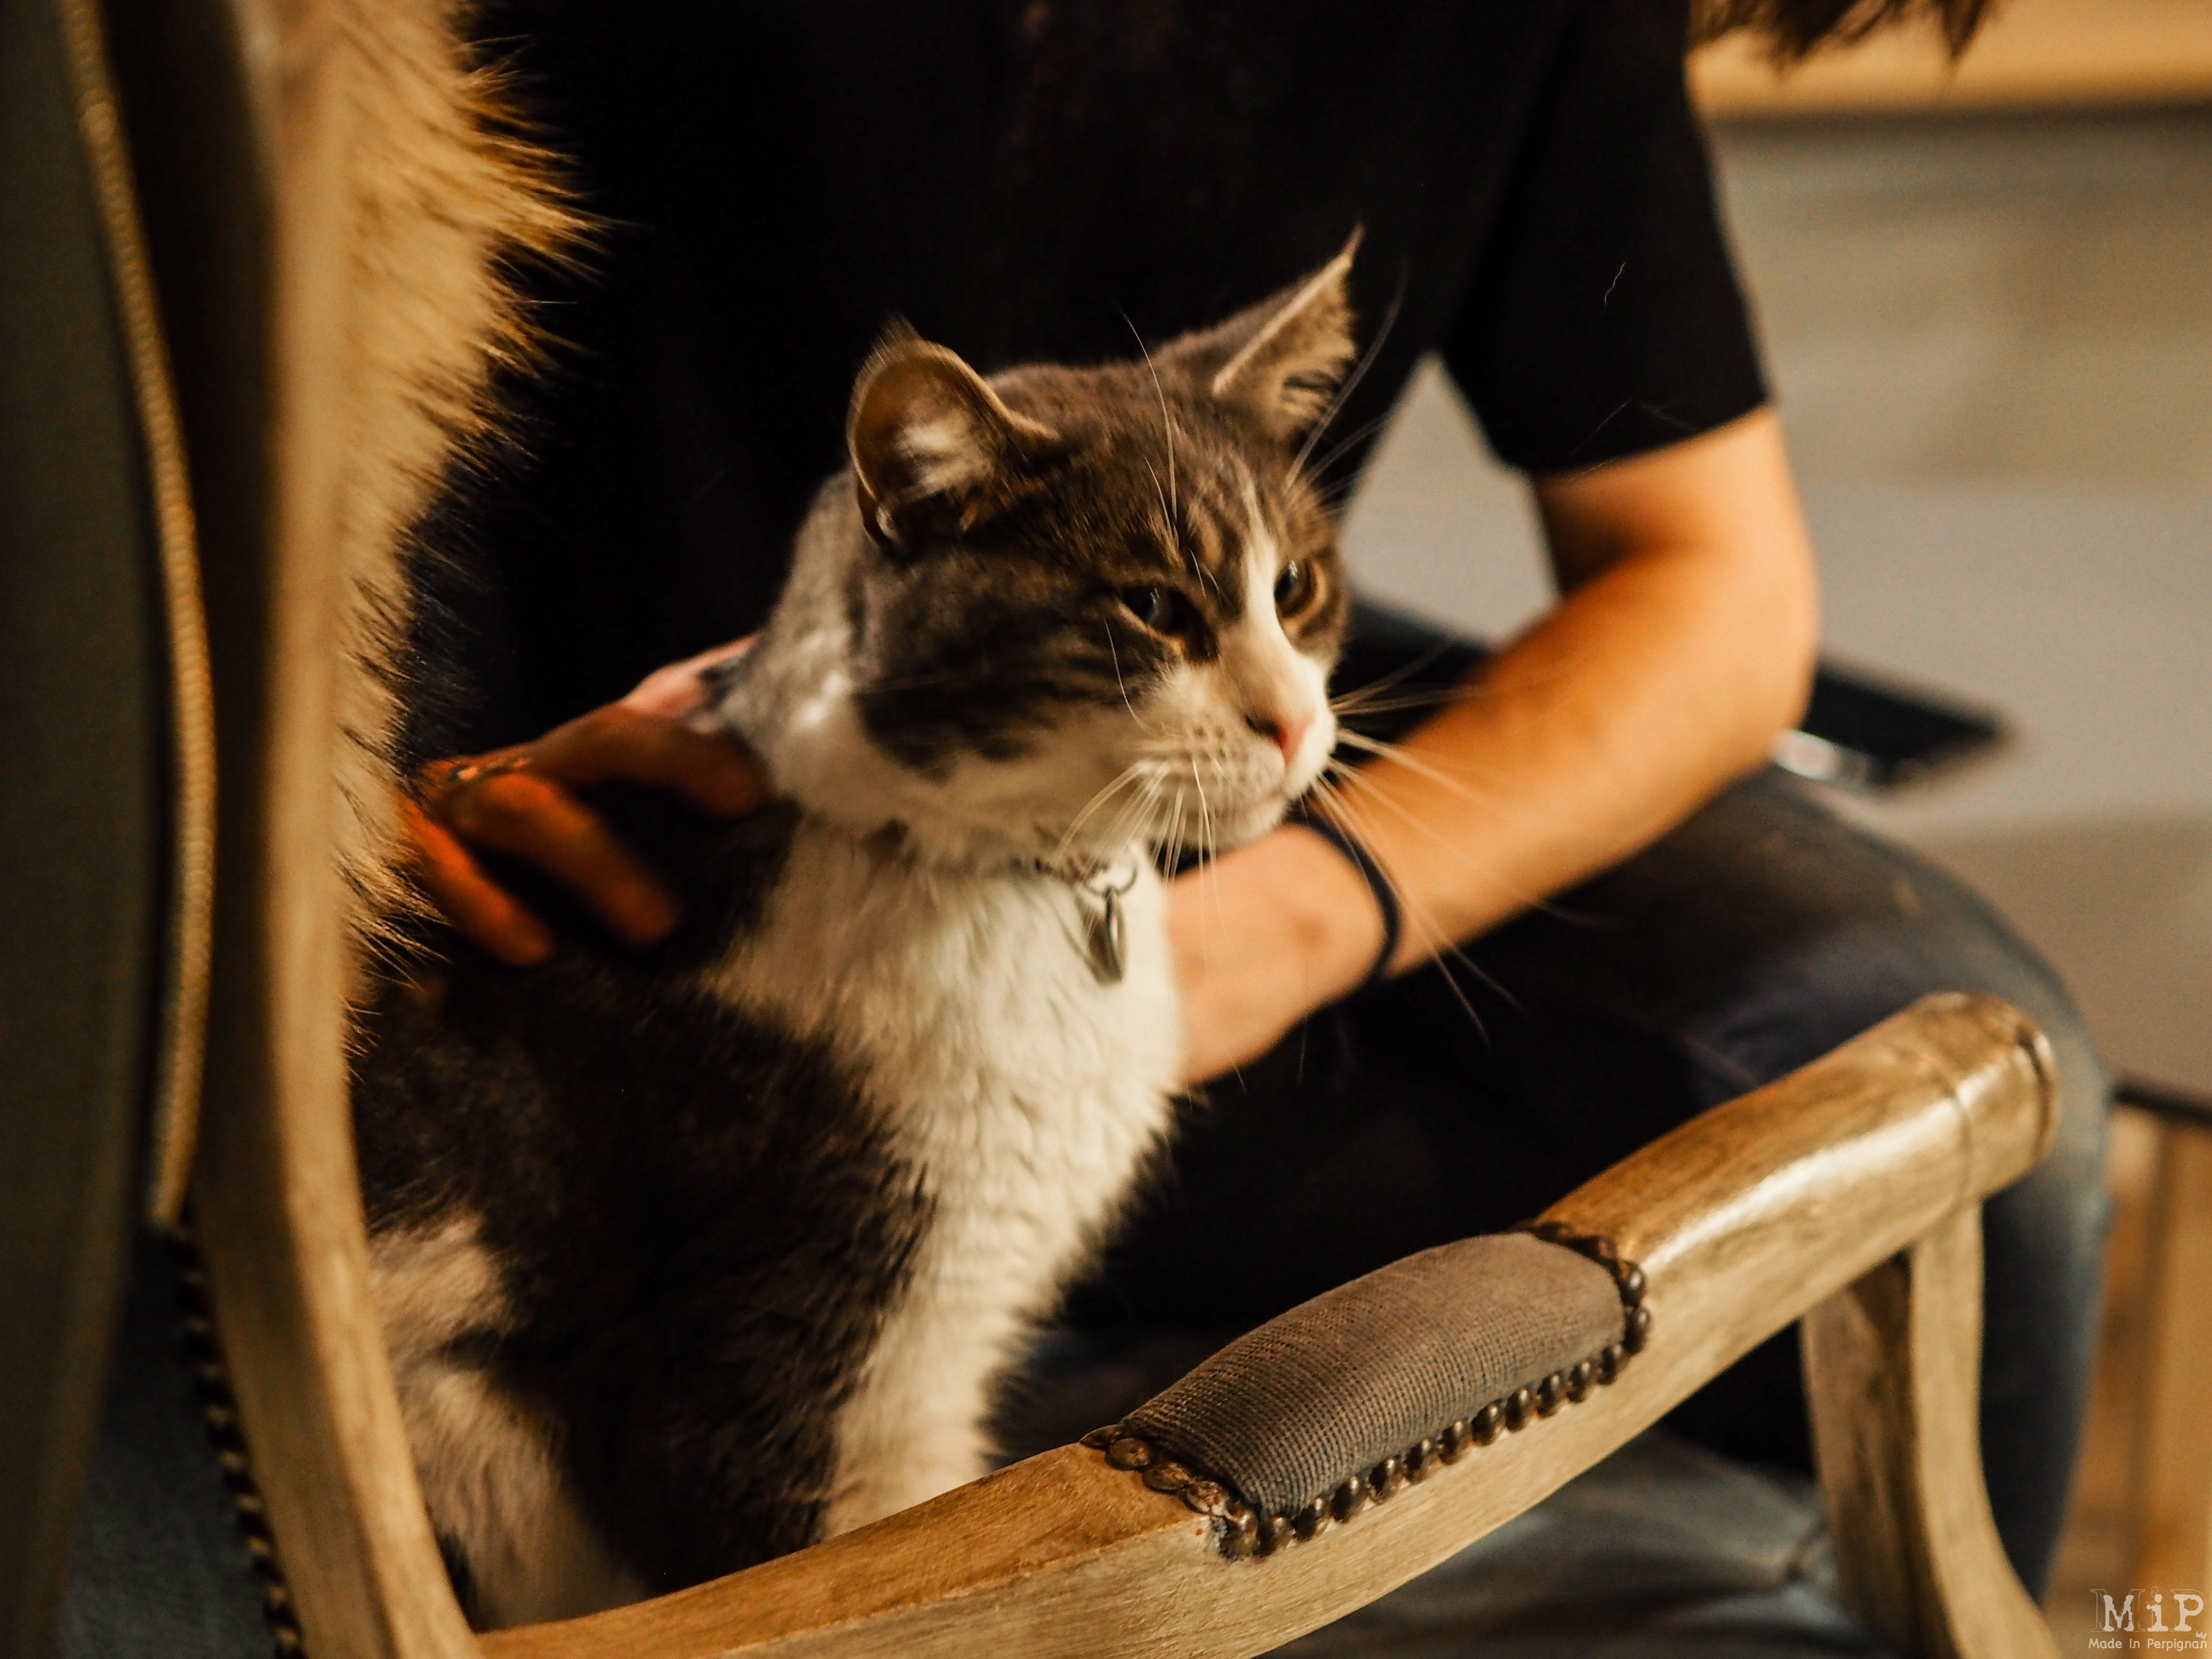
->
[1339,0,2212,1640]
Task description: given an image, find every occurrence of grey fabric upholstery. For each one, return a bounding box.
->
[56,1235,274,1659]
[1124,1234,1624,1516]
[4,0,264,1646]
[0,0,168,1647]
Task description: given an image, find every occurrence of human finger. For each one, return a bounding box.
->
[399,796,556,965]
[621,636,757,718]
[528,705,768,818]
[438,767,684,947]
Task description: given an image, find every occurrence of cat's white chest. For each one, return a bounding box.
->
[702,823,1182,1128]
[700,821,1183,1529]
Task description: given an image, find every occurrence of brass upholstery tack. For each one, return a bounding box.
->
[1080,1224,1652,1560]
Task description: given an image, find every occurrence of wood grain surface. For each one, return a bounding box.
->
[1692,0,2212,115]
[181,2,480,1654]
[1803,1208,2060,1659]
[2134,1121,2212,1591]
[481,992,2058,1659]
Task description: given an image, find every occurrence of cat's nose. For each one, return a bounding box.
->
[1249,712,1312,768]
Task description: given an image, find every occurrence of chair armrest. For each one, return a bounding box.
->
[482,991,2056,1659]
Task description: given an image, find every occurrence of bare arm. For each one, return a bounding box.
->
[1170,407,1820,1080]
[405,413,1816,1085]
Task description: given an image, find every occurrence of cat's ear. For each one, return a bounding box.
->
[1163,229,1361,443]
[848,327,1061,551]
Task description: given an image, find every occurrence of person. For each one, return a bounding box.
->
[403,0,2106,1597]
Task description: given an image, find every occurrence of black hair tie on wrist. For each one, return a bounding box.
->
[1291,808,1403,995]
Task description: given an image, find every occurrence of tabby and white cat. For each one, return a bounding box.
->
[353,242,1359,1628]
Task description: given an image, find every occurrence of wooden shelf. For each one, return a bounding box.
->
[1693,0,2212,116]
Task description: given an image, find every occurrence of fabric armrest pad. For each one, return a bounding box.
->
[1124,1233,1626,1516]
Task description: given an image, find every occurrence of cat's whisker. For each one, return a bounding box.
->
[1310,485,1363,521]
[1188,757,1214,865]
[1327,729,1541,816]
[1183,755,1228,949]
[1300,409,1395,486]
[1116,770,1161,837]
[1328,649,1588,729]
[1053,761,1152,863]
[1325,639,1463,712]
[1122,775,1172,857]
[1329,683,1496,721]
[1302,775,1509,1039]
[1095,766,1168,860]
[1310,463,1368,498]
[1159,789,1189,880]
[1330,730,1513,804]
[1123,313,1178,526]
[1291,277,1404,481]
[1318,761,1563,929]
[1139,457,1173,547]
[1101,622,1157,734]
[1324,749,1610,869]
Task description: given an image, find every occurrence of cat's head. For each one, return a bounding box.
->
[728,239,1361,870]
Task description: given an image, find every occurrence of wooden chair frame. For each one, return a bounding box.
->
[2126,1090,2212,1592]
[461,994,2063,1659]
[70,0,2071,1655]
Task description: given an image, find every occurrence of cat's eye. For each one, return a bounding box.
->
[1274,560,1317,616]
[1119,585,1185,634]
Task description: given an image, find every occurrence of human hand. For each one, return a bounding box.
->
[1167,824,1389,1084]
[404,642,763,964]
[617,637,757,719]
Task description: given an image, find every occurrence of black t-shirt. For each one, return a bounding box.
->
[432,0,1766,751]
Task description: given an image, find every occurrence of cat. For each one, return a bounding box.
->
[351,239,1359,1630]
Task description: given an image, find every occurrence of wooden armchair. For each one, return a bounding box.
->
[460,992,2062,1659]
[6,1,2071,1656]
[2117,1081,2212,1595]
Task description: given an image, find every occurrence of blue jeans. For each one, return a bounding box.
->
[1061,601,2111,1597]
